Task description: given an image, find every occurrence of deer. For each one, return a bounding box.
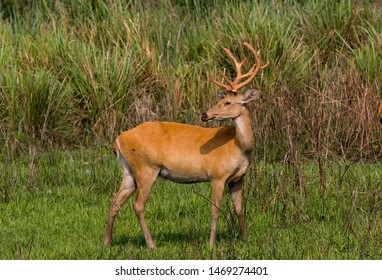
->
[103,42,269,249]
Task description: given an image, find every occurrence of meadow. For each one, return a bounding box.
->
[0,0,382,259]
[1,149,382,259]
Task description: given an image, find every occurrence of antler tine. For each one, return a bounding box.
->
[209,75,232,91]
[240,59,270,79]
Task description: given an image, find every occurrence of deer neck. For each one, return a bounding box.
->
[233,108,254,155]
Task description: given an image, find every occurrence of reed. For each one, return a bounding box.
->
[0,0,381,159]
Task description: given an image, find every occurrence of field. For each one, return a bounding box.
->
[1,149,382,259]
[1,0,382,259]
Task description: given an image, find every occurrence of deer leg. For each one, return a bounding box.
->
[209,179,226,248]
[132,168,159,249]
[104,164,135,247]
[229,178,248,240]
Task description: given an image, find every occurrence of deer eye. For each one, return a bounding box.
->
[224,102,231,106]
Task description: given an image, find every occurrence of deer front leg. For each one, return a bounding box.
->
[209,179,226,248]
[229,178,248,240]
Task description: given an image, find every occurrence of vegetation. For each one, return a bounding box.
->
[0,0,381,259]
[1,0,381,158]
[1,149,382,259]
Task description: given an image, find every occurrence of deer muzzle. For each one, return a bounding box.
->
[201,113,214,122]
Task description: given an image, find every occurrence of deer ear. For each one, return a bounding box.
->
[241,89,260,104]
[217,90,226,99]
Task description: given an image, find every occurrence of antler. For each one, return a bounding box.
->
[211,42,269,93]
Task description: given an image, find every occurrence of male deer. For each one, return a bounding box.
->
[103,42,269,249]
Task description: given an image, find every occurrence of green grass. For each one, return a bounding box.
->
[1,149,381,259]
[0,0,381,260]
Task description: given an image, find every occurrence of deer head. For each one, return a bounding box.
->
[202,42,269,122]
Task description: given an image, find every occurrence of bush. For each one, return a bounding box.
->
[0,0,381,159]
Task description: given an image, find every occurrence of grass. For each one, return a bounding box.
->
[0,0,381,158]
[0,0,382,260]
[1,149,381,259]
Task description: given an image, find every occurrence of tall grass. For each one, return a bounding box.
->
[0,0,381,159]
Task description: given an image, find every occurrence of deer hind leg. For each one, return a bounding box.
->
[229,178,248,240]
[132,167,159,249]
[209,178,226,248]
[103,155,135,247]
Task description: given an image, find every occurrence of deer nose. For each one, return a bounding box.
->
[201,113,208,122]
